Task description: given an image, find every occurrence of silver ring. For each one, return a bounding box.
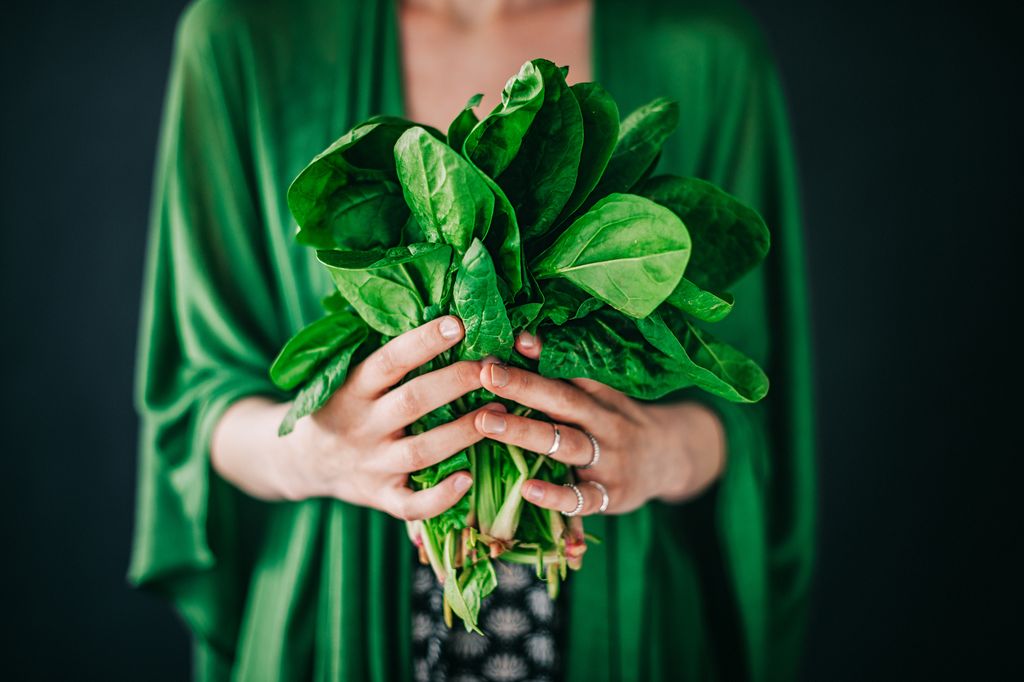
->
[586,481,609,514]
[545,423,561,456]
[579,431,601,469]
[561,483,584,517]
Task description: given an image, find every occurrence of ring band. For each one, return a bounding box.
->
[562,483,584,517]
[545,423,562,456]
[579,431,601,469]
[586,481,610,514]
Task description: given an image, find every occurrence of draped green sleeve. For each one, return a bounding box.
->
[127,4,284,675]
[565,3,816,681]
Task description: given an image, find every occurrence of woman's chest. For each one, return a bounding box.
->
[397,0,594,131]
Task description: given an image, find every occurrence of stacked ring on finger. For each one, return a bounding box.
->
[586,480,610,514]
[579,431,601,469]
[562,483,585,517]
[560,480,610,516]
[546,423,561,456]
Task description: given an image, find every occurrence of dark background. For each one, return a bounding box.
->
[1,1,1019,679]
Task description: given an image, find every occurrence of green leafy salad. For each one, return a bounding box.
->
[269,58,770,632]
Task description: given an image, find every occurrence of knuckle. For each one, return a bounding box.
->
[418,325,440,354]
[394,497,418,522]
[453,361,480,389]
[401,439,427,472]
[396,385,421,417]
[550,386,575,417]
[373,346,398,377]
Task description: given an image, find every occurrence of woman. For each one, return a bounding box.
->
[129,0,815,680]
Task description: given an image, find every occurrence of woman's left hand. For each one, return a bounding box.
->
[474,331,727,516]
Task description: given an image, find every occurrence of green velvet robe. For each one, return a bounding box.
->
[129,0,815,679]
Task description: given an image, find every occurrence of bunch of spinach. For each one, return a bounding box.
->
[269,58,770,633]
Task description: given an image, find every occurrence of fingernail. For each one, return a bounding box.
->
[481,355,501,365]
[489,363,510,388]
[519,331,536,348]
[480,411,507,434]
[439,316,461,339]
[454,475,472,493]
[525,483,544,502]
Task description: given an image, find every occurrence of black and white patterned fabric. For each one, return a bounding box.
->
[411,559,564,682]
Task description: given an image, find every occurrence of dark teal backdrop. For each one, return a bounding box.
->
[1,1,1018,679]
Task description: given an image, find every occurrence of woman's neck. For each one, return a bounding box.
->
[402,0,579,27]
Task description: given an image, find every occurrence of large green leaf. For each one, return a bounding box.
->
[587,98,679,203]
[463,61,545,177]
[317,243,453,337]
[538,310,688,399]
[295,181,409,250]
[269,311,366,390]
[395,126,495,255]
[447,93,483,155]
[637,175,770,290]
[479,173,524,296]
[494,59,584,241]
[635,312,769,402]
[278,321,371,435]
[287,116,442,240]
[664,278,734,323]
[539,308,767,403]
[453,239,514,360]
[554,82,620,225]
[532,193,690,318]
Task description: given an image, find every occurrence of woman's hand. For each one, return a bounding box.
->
[473,331,727,516]
[212,316,500,521]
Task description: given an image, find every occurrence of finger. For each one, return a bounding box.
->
[348,316,465,397]
[515,331,542,360]
[388,472,473,521]
[374,360,483,432]
[474,411,595,467]
[383,404,505,474]
[480,363,600,424]
[569,377,635,413]
[522,479,603,516]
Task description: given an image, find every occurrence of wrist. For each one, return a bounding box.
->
[652,401,726,504]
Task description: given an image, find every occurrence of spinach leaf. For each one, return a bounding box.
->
[538,310,688,399]
[554,82,620,225]
[480,173,524,295]
[453,239,514,360]
[587,98,679,203]
[395,126,495,255]
[447,93,483,155]
[540,308,767,403]
[278,321,371,435]
[637,175,770,290]
[288,116,442,242]
[321,290,350,313]
[635,313,769,402]
[532,193,690,317]
[295,181,409,250]
[318,243,453,336]
[493,59,584,241]
[269,311,365,390]
[464,61,544,177]
[665,278,735,323]
[411,450,471,487]
[538,278,603,326]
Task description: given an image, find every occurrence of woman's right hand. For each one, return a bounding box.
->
[212,316,499,520]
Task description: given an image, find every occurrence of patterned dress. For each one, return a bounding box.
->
[411,559,565,682]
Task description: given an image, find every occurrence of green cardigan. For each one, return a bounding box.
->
[129,0,816,679]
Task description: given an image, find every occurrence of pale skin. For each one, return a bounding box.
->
[211,0,727,520]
